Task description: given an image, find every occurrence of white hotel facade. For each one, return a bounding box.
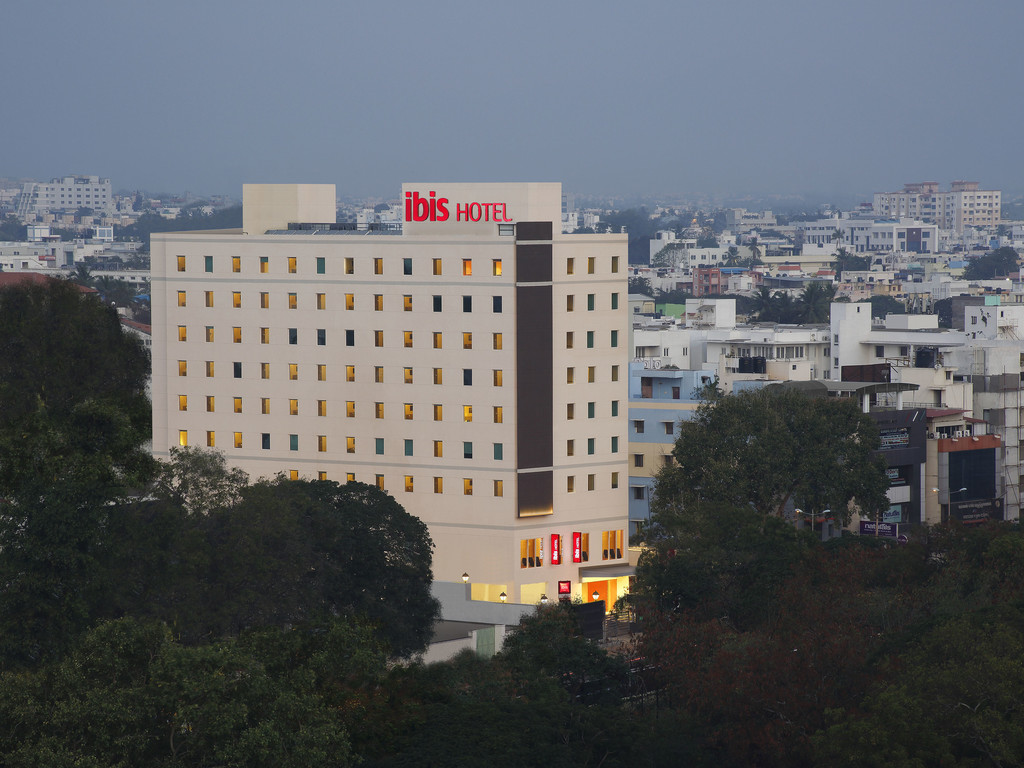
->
[152,183,631,607]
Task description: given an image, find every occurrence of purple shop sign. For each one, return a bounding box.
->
[859,521,898,538]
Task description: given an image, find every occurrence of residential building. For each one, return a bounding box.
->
[873,181,1001,232]
[15,175,116,218]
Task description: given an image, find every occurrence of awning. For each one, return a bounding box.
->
[580,564,635,580]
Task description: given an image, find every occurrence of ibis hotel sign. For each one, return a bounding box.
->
[400,183,562,235]
[404,190,512,223]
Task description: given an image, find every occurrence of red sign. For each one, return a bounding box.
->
[404,190,512,223]
[557,580,571,595]
[550,534,562,565]
[572,532,582,563]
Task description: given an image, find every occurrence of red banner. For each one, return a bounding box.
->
[551,534,562,565]
[572,532,582,563]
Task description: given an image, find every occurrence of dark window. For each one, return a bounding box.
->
[493,296,502,313]
[433,295,442,312]
[316,257,325,274]
[233,362,242,378]
[289,328,298,345]
[403,258,412,275]
[262,433,270,450]
[463,369,472,386]
[317,329,326,346]
[346,329,354,346]
[463,295,472,312]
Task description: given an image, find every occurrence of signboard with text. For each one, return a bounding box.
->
[860,521,899,538]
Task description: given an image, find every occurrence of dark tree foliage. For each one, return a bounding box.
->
[833,249,870,277]
[118,205,242,249]
[933,296,953,327]
[0,214,26,241]
[962,245,1019,280]
[862,294,906,319]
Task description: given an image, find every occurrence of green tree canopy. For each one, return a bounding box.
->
[962,246,1019,281]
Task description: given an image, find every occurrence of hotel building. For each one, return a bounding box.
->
[152,182,631,606]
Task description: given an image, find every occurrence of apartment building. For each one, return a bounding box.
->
[873,181,1001,232]
[151,182,630,607]
[15,175,116,218]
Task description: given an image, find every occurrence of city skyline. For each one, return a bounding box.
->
[4,0,1023,201]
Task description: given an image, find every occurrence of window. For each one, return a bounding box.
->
[588,438,595,455]
[259,256,268,273]
[464,442,473,459]
[462,259,472,276]
[463,332,472,349]
[346,365,355,382]
[567,403,575,419]
[178,326,188,342]
[433,404,443,421]
[234,432,243,449]
[404,331,413,348]
[611,330,619,347]
[587,331,594,349]
[289,363,298,380]
[313,364,324,381]
[344,257,353,274]
[432,295,442,312]
[611,365,619,382]
[316,256,325,274]
[177,291,187,307]
[566,258,574,275]
[346,330,354,346]
[375,402,385,419]
[233,396,242,414]
[433,440,443,458]
[611,436,619,453]
[432,258,442,275]
[205,291,214,307]
[494,480,503,497]
[403,257,412,275]
[178,360,187,376]
[261,292,269,308]
[290,470,300,481]
[612,256,619,273]
[178,430,188,447]
[567,440,575,457]
[611,400,619,417]
[345,294,354,310]
[374,366,383,383]
[374,294,383,311]
[493,333,502,350]
[205,255,213,272]
[587,402,595,419]
[567,367,575,384]
[566,332,574,349]
[463,478,473,496]
[611,292,619,309]
[404,439,414,457]
[492,259,502,276]
[493,296,502,313]
[289,328,297,345]
[260,327,270,344]
[231,256,241,273]
[289,399,298,416]
[316,293,326,310]
[634,454,644,468]
[663,421,674,436]
[346,437,355,454]
[493,406,503,423]
[206,361,215,377]
[634,419,645,434]
[520,538,544,568]
[463,369,472,386]
[493,369,503,386]
[204,326,213,342]
[587,294,595,311]
[463,405,473,423]
[346,473,355,483]
[346,401,354,417]
[315,435,326,453]
[404,402,413,420]
[404,475,414,492]
[463,295,472,313]
[177,255,187,272]
[261,433,270,450]
[404,367,413,384]
[373,257,383,275]
[611,472,619,489]
[178,395,188,411]
[633,486,645,500]
[233,362,242,379]
[317,329,326,346]
[433,368,443,385]
[318,472,328,481]
[403,295,412,311]
[289,434,299,451]
[567,295,574,311]
[288,293,297,309]
[261,363,270,379]
[433,332,442,349]
[588,474,595,491]
[207,431,215,447]
[261,398,270,414]
[232,291,241,308]
[494,443,503,461]
[602,530,624,560]
[434,477,443,494]
[587,256,595,274]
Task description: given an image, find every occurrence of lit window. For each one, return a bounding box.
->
[433,404,443,421]
[404,367,413,384]
[259,256,268,273]
[433,368,442,385]
[374,366,384,383]
[493,480,503,497]
[493,369,503,386]
[261,398,270,414]
[567,440,575,457]
[404,402,414,420]
[566,332,574,349]
[178,326,187,342]
[463,478,473,496]
[233,397,242,414]
[259,327,269,344]
[177,255,186,272]
[234,432,243,449]
[205,326,213,342]
[587,256,595,274]
[567,367,575,384]
[433,441,443,458]
[316,293,326,310]
[492,333,502,350]
[588,366,596,383]
[374,330,384,347]
[462,259,472,276]
[177,291,186,307]
[288,293,297,309]
[289,363,298,380]
[346,437,355,453]
[433,332,442,349]
[463,332,472,349]
[404,331,413,348]
[178,395,187,411]
[261,363,270,379]
[567,295,574,311]
[233,327,242,343]
[178,430,188,446]
[287,256,296,274]
[463,405,472,423]
[403,295,412,311]
[492,259,502,276]
[493,406,503,423]
[432,258,442,275]
[345,293,354,310]
[232,291,241,308]
[289,470,299,481]
[567,476,575,493]
[375,402,384,419]
[206,431,215,447]
[318,471,328,481]
[346,365,355,382]
[602,530,624,560]
[317,435,327,453]
[260,292,269,308]
[567,403,575,419]
[373,258,383,275]
[344,257,353,274]
[232,256,241,273]
[289,399,298,416]
[205,291,214,307]
[317,364,326,381]
[346,401,354,417]
[178,360,187,376]
[434,477,443,494]
[566,258,575,275]
[206,361,214,377]
[374,294,383,311]
[405,475,414,492]
[346,473,355,483]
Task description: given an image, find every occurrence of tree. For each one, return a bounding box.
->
[798,281,836,323]
[653,387,889,524]
[0,214,26,241]
[833,247,870,278]
[962,246,1019,281]
[864,295,906,320]
[652,242,684,268]
[747,236,762,265]
[151,446,249,515]
[628,276,653,295]
[751,286,777,322]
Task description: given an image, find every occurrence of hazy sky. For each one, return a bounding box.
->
[4,0,1023,203]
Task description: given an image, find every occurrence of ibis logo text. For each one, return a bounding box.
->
[405,191,512,223]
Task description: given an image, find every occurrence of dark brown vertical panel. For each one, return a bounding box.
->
[517,471,553,517]
[516,221,552,241]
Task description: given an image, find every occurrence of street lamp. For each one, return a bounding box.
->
[592,590,600,602]
[540,594,549,605]
[499,591,507,603]
[461,572,469,583]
